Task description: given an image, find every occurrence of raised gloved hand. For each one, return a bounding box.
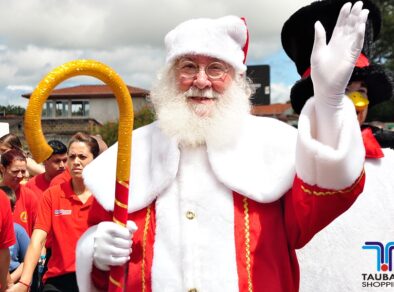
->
[311,1,369,108]
[93,220,138,271]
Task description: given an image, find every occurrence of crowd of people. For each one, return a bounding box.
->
[0,1,393,292]
[0,133,107,292]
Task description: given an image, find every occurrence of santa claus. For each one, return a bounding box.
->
[76,3,368,291]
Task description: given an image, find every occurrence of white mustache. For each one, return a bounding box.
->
[184,87,221,99]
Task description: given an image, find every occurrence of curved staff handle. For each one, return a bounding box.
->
[24,60,133,292]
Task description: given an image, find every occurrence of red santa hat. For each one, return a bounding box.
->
[164,15,249,73]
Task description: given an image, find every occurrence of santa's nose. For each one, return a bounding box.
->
[193,70,212,89]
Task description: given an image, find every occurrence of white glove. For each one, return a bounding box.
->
[311,1,369,108]
[93,220,138,271]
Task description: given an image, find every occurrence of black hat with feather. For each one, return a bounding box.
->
[281,0,392,114]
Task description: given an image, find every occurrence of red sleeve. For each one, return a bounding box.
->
[0,192,16,248]
[285,170,366,249]
[33,187,54,233]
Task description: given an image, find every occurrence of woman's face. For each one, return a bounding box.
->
[346,81,369,125]
[67,142,94,178]
[1,159,27,190]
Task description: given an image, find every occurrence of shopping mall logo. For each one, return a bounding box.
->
[362,241,394,272]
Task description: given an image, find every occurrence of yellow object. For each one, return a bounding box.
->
[24,60,134,185]
[347,91,369,112]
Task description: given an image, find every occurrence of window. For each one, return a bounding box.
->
[55,101,69,117]
[42,101,54,117]
[71,101,89,117]
[42,100,90,118]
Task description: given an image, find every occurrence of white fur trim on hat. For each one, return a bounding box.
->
[165,15,248,73]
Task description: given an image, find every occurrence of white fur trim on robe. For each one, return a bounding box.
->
[297,148,394,291]
[296,97,365,190]
[206,116,297,203]
[83,115,299,211]
[83,122,180,212]
[84,105,364,212]
[76,225,100,292]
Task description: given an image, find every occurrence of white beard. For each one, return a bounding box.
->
[150,67,251,149]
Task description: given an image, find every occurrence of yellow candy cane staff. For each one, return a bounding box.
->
[24,60,133,292]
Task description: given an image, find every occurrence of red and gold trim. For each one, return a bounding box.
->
[109,180,131,291]
[234,193,255,292]
[109,276,122,287]
[141,206,152,292]
[125,203,155,292]
[112,217,126,228]
[115,199,128,209]
[301,169,366,196]
[242,197,253,292]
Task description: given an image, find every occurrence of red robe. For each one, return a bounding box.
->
[88,174,365,292]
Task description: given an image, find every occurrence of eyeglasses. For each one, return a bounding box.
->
[177,59,229,80]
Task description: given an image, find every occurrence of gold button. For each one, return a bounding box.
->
[186,210,195,220]
[188,289,197,292]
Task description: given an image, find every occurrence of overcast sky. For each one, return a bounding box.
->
[0,0,313,107]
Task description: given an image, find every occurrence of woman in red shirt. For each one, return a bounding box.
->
[0,190,16,291]
[0,150,38,237]
[9,133,99,292]
[0,134,45,177]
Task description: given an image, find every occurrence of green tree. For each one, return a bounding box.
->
[0,105,25,116]
[367,100,394,122]
[95,121,119,147]
[371,0,394,72]
[95,106,156,146]
[366,0,394,123]
[133,106,156,130]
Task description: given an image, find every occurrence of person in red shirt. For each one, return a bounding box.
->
[48,135,107,188]
[25,140,68,200]
[0,150,38,237]
[9,132,99,292]
[0,134,44,178]
[0,190,16,292]
[25,140,67,291]
[48,169,71,188]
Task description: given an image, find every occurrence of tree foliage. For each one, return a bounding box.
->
[371,0,394,72]
[133,106,156,130]
[366,0,394,123]
[95,106,156,147]
[95,121,119,147]
[0,105,25,116]
[367,100,394,122]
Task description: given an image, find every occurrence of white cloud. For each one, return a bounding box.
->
[6,85,33,91]
[0,0,313,106]
[270,83,292,104]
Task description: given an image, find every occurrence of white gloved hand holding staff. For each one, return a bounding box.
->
[93,221,138,271]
